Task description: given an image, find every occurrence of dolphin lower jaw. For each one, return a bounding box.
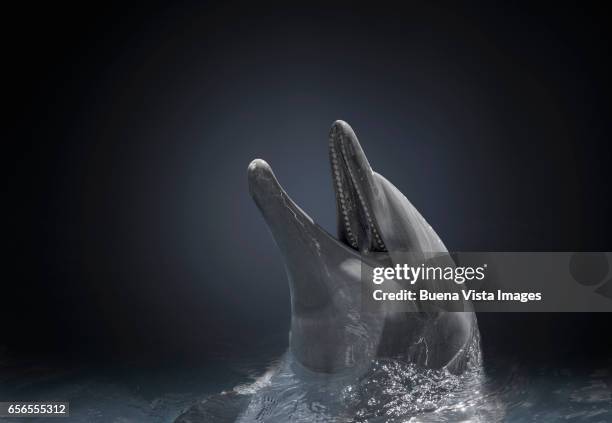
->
[248,158,375,373]
[248,159,340,310]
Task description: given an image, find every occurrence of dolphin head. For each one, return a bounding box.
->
[248,120,476,374]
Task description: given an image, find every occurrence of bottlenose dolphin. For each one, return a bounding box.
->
[176,120,480,423]
[248,120,478,374]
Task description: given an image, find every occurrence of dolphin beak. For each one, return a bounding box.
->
[329,120,387,253]
[247,158,316,237]
[248,159,338,311]
[329,120,373,178]
[248,158,381,372]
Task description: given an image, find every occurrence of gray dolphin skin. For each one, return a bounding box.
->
[176,121,481,423]
[248,120,479,374]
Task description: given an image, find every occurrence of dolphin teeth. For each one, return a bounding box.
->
[330,130,386,252]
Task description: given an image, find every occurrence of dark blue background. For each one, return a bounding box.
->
[6,2,612,367]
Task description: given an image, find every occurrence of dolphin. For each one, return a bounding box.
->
[175,120,480,423]
[248,120,479,375]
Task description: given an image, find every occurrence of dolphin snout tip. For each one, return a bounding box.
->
[248,159,278,200]
[330,120,359,142]
[248,158,271,176]
[331,119,350,132]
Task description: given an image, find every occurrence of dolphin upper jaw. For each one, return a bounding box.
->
[329,120,387,254]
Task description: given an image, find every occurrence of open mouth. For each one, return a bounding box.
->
[329,121,387,253]
[247,120,388,257]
